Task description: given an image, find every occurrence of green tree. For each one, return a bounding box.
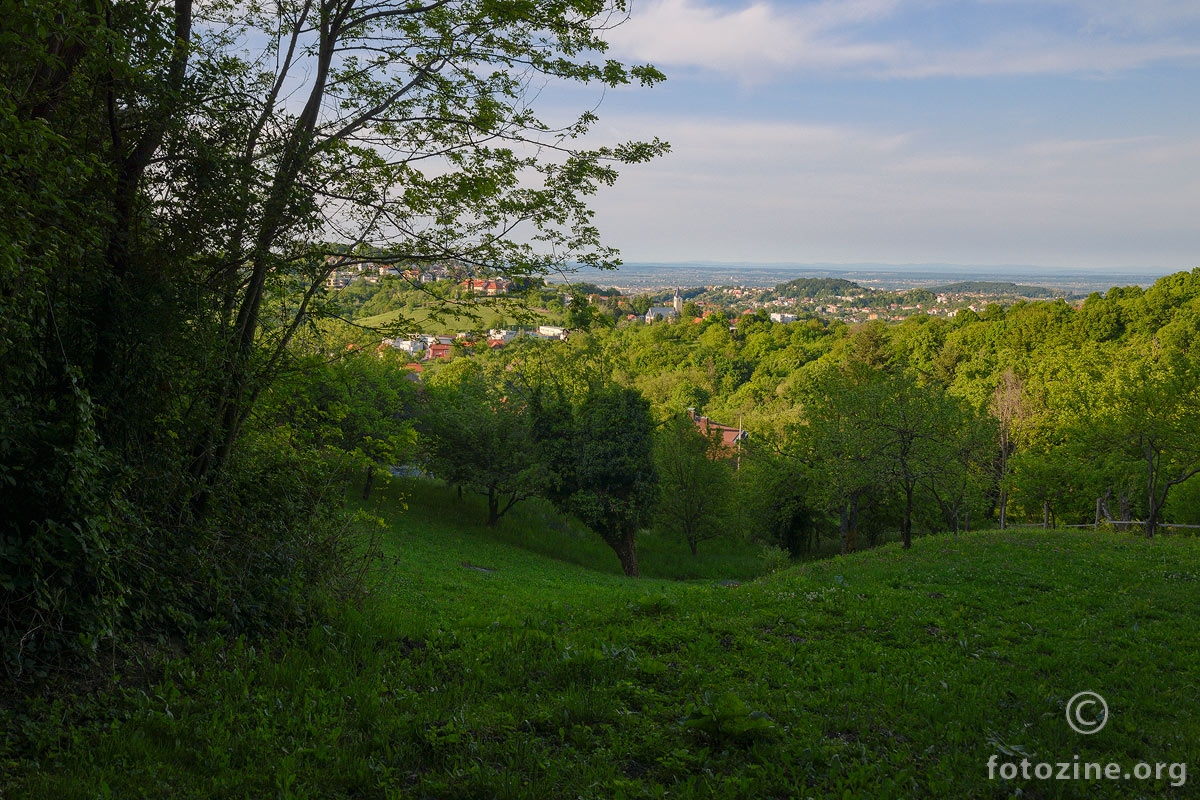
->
[988,369,1025,528]
[266,344,419,501]
[738,438,822,556]
[1,0,664,667]
[804,359,985,549]
[173,0,667,510]
[875,370,978,548]
[1081,350,1200,537]
[800,362,890,554]
[919,397,996,534]
[547,386,657,577]
[420,362,545,527]
[1011,340,1138,527]
[631,294,653,316]
[654,415,734,555]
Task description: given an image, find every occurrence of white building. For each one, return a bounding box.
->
[770,312,798,324]
[487,328,520,344]
[391,337,428,355]
[646,288,684,323]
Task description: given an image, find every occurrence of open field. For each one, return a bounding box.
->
[356,305,549,336]
[5,478,1198,798]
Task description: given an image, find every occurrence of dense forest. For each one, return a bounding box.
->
[396,271,1200,566]
[0,0,665,678]
[928,281,1060,298]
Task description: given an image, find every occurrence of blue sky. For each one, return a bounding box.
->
[563,0,1200,270]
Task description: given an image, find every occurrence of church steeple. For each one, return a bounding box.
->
[673,287,683,316]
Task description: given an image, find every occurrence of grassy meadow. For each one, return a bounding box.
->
[4,477,1199,798]
[356,304,550,337]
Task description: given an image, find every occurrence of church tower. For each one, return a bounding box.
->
[673,287,683,316]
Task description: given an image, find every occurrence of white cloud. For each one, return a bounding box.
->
[608,0,900,79]
[1019,0,1200,34]
[885,154,993,173]
[607,0,1200,80]
[588,114,1200,267]
[885,39,1200,78]
[1020,136,1160,158]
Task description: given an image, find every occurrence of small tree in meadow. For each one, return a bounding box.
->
[419,362,546,526]
[542,386,658,577]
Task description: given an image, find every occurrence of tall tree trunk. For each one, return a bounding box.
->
[847,497,859,553]
[612,531,640,577]
[902,485,914,549]
[839,504,849,556]
[839,498,860,554]
[190,6,339,514]
[362,467,375,501]
[1146,457,1158,539]
[998,486,1008,529]
[487,489,499,527]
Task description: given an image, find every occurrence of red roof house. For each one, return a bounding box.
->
[425,343,453,361]
[687,409,747,456]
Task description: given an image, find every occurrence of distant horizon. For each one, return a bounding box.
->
[613,260,1186,275]
[567,259,1189,294]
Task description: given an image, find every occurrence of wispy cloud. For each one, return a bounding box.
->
[1030,0,1200,34]
[588,114,1200,266]
[1020,135,1161,158]
[609,0,900,79]
[608,0,1200,80]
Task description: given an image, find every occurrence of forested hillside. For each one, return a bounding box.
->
[0,0,664,676]
[398,271,1200,563]
[773,277,867,298]
[608,274,1200,542]
[928,281,1060,298]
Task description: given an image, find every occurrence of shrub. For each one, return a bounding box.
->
[759,544,792,575]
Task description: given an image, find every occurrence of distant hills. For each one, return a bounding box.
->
[608,262,1167,294]
[767,278,1061,301]
[927,281,1060,298]
[773,277,867,298]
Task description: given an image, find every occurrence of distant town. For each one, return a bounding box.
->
[328,262,1097,365]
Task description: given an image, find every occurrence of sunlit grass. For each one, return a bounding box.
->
[7,475,1200,798]
[356,304,550,336]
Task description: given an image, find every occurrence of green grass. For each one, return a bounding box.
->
[356,304,552,336]
[5,476,1200,798]
[383,478,772,583]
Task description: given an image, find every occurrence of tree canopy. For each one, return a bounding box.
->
[1,0,665,674]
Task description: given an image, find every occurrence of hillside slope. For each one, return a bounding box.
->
[10,483,1199,798]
